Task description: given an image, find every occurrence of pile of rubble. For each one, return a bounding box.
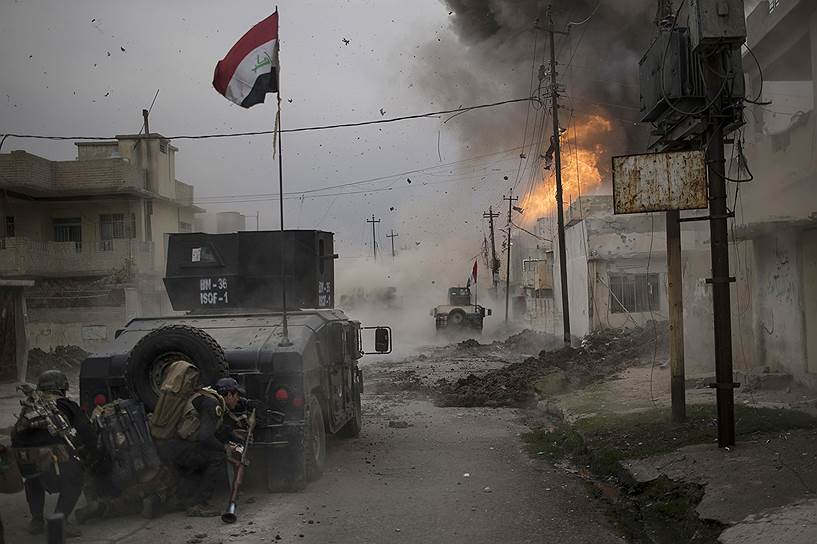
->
[455,330,561,354]
[26,346,89,383]
[438,325,668,408]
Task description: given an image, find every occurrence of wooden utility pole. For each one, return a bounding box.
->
[547,6,571,344]
[666,209,686,422]
[483,207,501,290]
[367,215,381,260]
[387,229,398,262]
[503,191,519,324]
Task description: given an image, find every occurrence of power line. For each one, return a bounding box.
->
[1,97,538,142]
[191,146,525,203]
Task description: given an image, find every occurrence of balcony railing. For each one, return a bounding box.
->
[0,237,154,278]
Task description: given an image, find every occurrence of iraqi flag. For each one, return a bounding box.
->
[467,261,478,288]
[213,12,279,108]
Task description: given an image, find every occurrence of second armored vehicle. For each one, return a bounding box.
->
[431,286,491,334]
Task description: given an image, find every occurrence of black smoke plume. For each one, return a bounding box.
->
[419,0,657,157]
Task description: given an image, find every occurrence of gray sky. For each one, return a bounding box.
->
[1,0,522,261]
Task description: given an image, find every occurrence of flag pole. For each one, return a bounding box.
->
[276,7,291,347]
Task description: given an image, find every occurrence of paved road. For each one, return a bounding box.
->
[1,360,623,544]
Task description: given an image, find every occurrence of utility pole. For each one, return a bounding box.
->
[547,5,571,345]
[366,215,381,261]
[704,51,736,447]
[483,207,501,291]
[503,191,518,324]
[387,229,398,262]
[667,209,686,422]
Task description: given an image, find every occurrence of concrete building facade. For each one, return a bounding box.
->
[737,0,817,384]
[0,134,202,352]
[549,195,756,376]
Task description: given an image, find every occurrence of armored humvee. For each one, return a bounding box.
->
[431,286,491,334]
[79,230,391,491]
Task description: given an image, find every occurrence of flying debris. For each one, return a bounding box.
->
[513,206,524,214]
[406,178,412,184]
[379,108,386,116]
[342,38,350,45]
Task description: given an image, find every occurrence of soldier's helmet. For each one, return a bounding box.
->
[37,370,70,394]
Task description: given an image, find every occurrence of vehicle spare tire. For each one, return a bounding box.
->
[448,309,466,327]
[125,325,228,411]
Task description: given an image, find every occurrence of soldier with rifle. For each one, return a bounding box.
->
[11,370,99,538]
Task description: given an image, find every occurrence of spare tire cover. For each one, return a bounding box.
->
[125,324,229,411]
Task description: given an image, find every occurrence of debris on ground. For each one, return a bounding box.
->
[493,329,561,354]
[438,326,667,408]
[26,346,89,382]
[457,338,482,350]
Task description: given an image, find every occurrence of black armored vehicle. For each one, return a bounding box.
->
[80,230,391,491]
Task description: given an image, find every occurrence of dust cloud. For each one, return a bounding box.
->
[335,242,508,357]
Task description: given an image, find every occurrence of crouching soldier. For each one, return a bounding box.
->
[150,361,243,517]
[11,370,98,538]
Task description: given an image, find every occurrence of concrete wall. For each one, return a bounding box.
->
[753,230,808,375]
[26,306,126,352]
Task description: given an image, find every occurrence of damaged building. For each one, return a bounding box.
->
[732,0,817,385]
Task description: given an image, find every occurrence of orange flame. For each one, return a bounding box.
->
[519,113,613,223]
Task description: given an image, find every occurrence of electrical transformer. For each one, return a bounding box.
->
[688,0,747,52]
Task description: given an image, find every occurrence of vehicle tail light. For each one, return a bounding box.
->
[273,388,289,402]
[93,393,108,407]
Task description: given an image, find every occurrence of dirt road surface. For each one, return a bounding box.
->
[1,346,623,544]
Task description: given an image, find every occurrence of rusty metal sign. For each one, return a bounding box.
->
[612,150,708,214]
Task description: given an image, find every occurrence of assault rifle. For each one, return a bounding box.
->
[222,408,256,524]
[16,384,80,454]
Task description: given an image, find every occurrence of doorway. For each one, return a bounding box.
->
[0,289,17,382]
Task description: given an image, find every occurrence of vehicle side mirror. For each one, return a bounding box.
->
[375,327,391,353]
[486,309,492,316]
[360,326,393,355]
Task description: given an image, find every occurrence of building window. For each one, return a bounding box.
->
[159,141,168,154]
[608,273,660,314]
[53,217,82,252]
[4,216,14,237]
[178,221,192,233]
[100,213,135,250]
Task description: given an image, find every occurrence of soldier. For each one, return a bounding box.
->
[150,362,242,517]
[11,370,98,538]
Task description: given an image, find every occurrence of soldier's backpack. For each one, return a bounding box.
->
[93,399,162,489]
[149,361,201,440]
